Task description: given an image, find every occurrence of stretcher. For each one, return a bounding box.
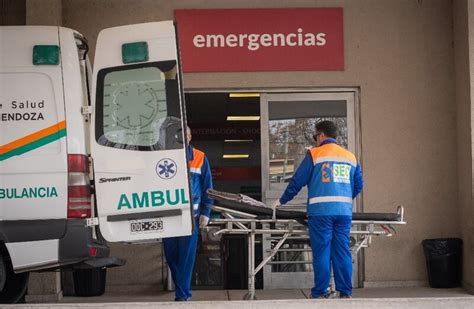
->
[206,189,406,300]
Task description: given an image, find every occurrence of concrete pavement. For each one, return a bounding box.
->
[7,287,474,309]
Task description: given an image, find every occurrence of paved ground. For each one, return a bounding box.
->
[57,286,472,302]
[10,287,472,309]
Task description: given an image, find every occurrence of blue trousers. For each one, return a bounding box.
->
[308,215,352,297]
[163,222,199,301]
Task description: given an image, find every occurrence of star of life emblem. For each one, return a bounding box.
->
[156,158,177,180]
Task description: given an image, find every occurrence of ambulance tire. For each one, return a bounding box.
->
[0,256,6,291]
[0,255,28,304]
[73,268,106,297]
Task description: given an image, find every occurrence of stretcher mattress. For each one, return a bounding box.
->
[208,189,401,222]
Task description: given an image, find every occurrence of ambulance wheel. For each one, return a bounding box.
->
[0,255,28,304]
[73,268,106,297]
[0,256,6,291]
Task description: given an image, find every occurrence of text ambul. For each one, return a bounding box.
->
[117,188,189,210]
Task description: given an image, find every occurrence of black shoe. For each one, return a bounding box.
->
[339,294,352,299]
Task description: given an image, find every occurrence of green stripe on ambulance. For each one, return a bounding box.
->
[117,188,190,210]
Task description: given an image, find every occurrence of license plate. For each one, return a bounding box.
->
[130,218,163,233]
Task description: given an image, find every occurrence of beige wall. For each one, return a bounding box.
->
[26,0,61,26]
[454,0,474,293]
[27,0,470,289]
[1,0,26,25]
[465,0,474,293]
[105,243,164,291]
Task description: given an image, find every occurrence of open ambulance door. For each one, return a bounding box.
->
[90,21,193,242]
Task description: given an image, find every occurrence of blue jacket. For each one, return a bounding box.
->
[280,139,363,216]
[188,146,213,218]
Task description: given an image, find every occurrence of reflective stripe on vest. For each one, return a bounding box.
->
[308,196,353,205]
[314,156,356,167]
[190,167,201,174]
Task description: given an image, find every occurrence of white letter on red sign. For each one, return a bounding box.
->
[193,35,205,48]
[316,33,326,46]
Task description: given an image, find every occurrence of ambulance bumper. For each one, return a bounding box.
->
[58,219,125,270]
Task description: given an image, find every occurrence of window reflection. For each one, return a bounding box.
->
[269,117,347,183]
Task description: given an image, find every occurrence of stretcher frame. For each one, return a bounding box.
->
[207,205,406,300]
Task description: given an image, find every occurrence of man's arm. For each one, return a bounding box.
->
[352,164,364,198]
[279,152,313,205]
[200,156,213,217]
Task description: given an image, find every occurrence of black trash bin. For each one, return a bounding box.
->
[73,268,107,296]
[422,238,462,288]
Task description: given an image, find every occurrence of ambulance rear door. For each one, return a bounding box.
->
[90,21,192,242]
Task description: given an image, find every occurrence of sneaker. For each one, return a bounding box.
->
[311,294,329,299]
[339,294,352,299]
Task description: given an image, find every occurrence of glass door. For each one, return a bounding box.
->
[260,91,360,290]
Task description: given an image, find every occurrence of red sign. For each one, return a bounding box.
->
[175,8,344,72]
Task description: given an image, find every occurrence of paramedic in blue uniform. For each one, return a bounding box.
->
[272,120,363,299]
[163,126,213,301]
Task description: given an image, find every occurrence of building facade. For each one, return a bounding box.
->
[4,0,473,299]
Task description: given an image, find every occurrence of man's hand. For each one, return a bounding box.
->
[271,200,281,209]
[199,215,209,229]
[270,200,281,221]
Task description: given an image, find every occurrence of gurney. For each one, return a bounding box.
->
[206,189,406,300]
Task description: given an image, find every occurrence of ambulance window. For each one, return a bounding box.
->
[95,61,183,151]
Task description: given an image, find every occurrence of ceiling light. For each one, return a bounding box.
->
[226,116,260,121]
[223,154,250,159]
[224,139,254,143]
[229,93,260,98]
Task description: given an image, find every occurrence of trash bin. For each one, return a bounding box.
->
[73,268,107,296]
[422,238,462,288]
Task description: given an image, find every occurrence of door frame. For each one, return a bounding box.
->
[184,87,364,288]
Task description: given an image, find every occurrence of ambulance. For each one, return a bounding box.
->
[0,22,193,303]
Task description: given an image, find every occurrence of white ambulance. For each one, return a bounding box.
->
[0,22,193,303]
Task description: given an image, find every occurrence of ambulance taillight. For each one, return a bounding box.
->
[67,154,92,218]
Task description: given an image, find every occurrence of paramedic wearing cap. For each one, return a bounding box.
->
[272,120,363,299]
[163,126,213,301]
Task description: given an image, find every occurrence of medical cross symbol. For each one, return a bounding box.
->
[156,158,177,180]
[159,161,175,177]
